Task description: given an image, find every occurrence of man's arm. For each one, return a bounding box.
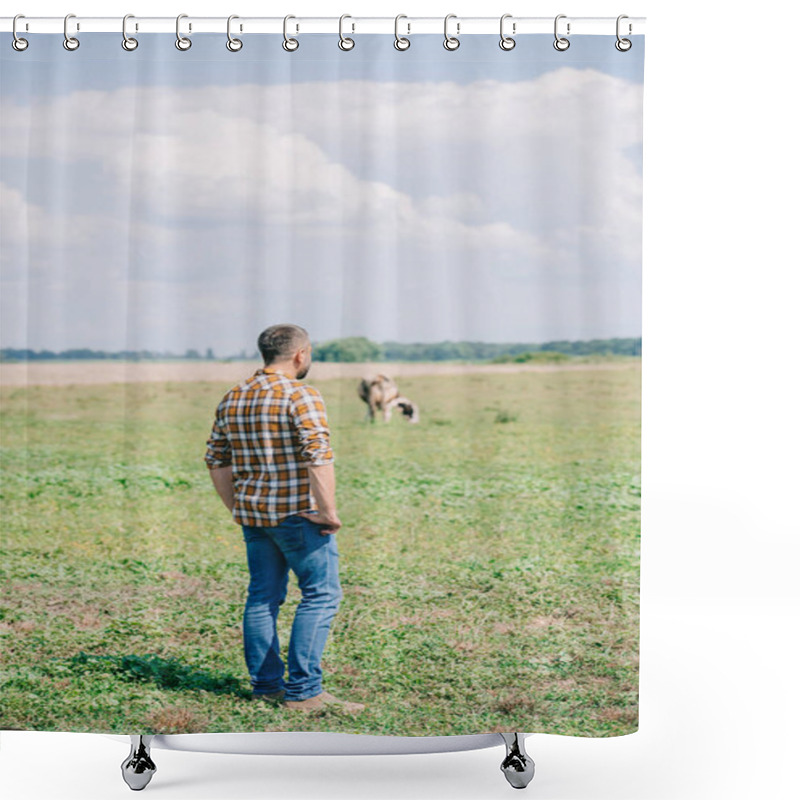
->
[204,401,234,515]
[289,386,340,533]
[304,462,340,534]
[209,465,235,512]
[306,462,336,516]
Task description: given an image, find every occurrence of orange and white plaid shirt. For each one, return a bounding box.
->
[204,366,335,527]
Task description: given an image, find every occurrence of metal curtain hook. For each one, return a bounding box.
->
[176,14,192,50]
[443,14,460,51]
[227,15,243,51]
[283,15,299,51]
[394,14,410,50]
[339,14,355,51]
[615,14,632,51]
[553,14,570,51]
[499,13,516,50]
[122,14,138,51]
[63,13,80,51]
[12,14,28,51]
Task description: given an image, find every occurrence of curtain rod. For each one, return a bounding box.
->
[1,16,646,36]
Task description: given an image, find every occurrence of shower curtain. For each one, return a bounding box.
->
[0,24,644,739]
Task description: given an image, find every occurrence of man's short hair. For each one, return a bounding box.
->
[257,324,310,365]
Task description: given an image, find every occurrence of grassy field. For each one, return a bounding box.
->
[0,362,640,737]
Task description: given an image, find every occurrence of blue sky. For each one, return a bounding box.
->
[1,34,644,354]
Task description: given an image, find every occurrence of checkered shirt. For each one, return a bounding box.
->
[204,367,335,527]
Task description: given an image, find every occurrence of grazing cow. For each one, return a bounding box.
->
[358,374,419,424]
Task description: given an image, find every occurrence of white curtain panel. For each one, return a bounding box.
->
[0,22,644,753]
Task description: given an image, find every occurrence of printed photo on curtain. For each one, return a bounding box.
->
[0,27,644,740]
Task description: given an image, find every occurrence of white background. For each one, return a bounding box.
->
[1,1,798,798]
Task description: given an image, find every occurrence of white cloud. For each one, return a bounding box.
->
[1,69,641,256]
[0,68,643,348]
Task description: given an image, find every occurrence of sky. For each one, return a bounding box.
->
[0,33,644,355]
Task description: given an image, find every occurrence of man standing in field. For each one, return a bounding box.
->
[204,323,364,713]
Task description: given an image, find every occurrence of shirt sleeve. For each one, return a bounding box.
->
[204,400,232,469]
[288,385,335,466]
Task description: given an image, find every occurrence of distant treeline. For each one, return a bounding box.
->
[376,337,642,362]
[1,336,641,363]
[0,348,219,362]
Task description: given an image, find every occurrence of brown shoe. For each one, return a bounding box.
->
[283,691,365,713]
[251,689,285,706]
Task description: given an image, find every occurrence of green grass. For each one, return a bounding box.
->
[0,364,640,736]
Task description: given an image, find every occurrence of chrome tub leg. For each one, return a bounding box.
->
[499,732,535,789]
[121,735,156,791]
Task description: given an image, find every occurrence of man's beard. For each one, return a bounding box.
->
[296,362,310,380]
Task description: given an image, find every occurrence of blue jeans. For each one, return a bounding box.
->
[241,514,342,701]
